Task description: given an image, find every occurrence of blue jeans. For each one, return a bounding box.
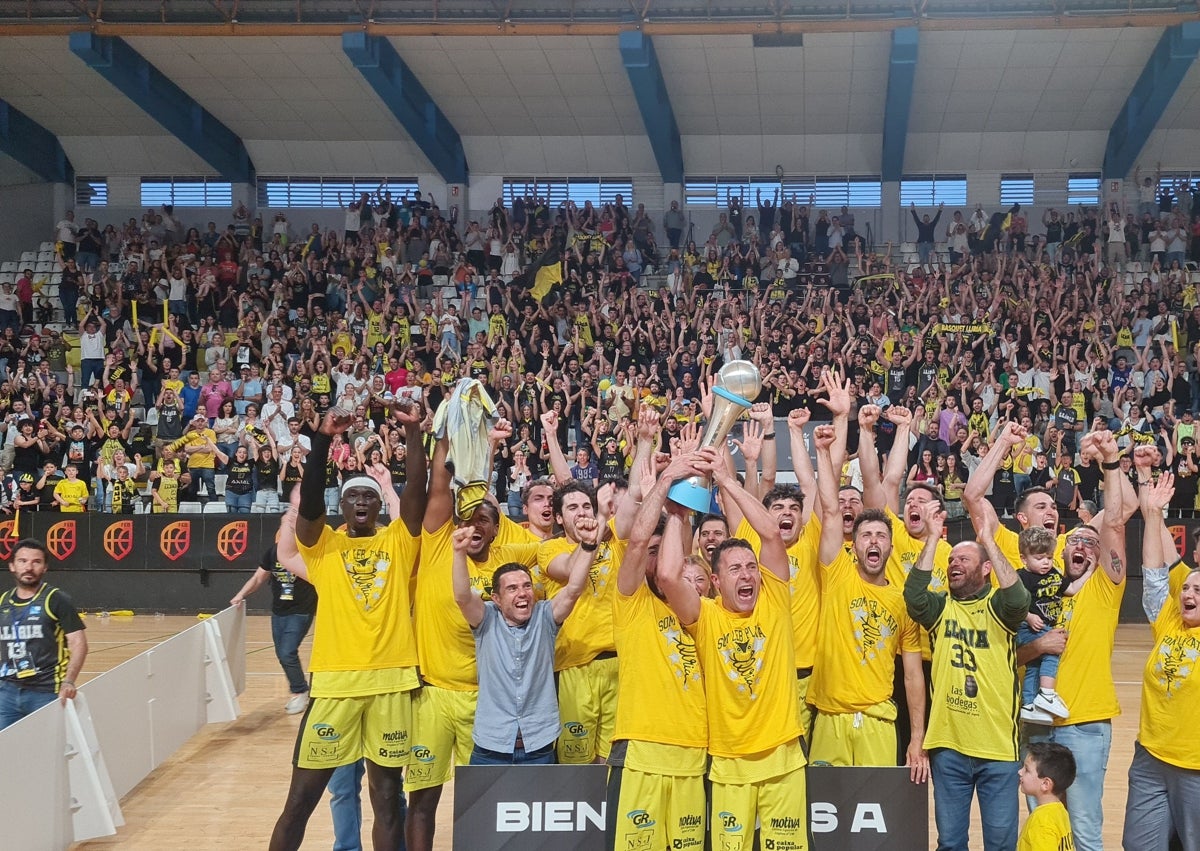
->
[1016,621,1059,706]
[270,612,313,694]
[225,490,253,513]
[80,357,103,389]
[0,680,58,730]
[191,467,217,498]
[327,760,408,851]
[324,486,340,517]
[254,490,281,513]
[469,742,557,765]
[1026,720,1111,851]
[929,748,1019,851]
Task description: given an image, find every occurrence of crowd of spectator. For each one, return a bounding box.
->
[6,173,1200,517]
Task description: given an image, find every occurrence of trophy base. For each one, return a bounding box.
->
[668,479,715,514]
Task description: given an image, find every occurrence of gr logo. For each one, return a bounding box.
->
[563,721,587,738]
[626,809,655,829]
[718,811,743,832]
[312,723,340,741]
[412,746,434,763]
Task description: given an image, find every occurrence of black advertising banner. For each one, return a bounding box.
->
[451,765,927,851]
[453,765,607,851]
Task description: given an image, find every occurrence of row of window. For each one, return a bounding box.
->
[71,173,1122,210]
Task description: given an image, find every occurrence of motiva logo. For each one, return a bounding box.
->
[47,520,77,560]
[103,520,135,561]
[160,520,192,561]
[217,520,249,562]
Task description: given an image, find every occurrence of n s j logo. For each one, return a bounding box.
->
[160,520,192,561]
[103,520,135,561]
[216,521,249,562]
[47,520,77,560]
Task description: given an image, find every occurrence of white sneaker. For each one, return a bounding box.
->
[1020,703,1054,725]
[1033,689,1070,719]
[285,693,310,715]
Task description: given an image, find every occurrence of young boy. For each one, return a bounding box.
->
[53,464,89,513]
[1018,741,1076,850]
[1016,526,1090,724]
[152,460,180,513]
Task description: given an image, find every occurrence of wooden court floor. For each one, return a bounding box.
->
[66,614,1151,851]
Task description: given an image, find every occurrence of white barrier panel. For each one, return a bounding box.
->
[0,606,245,850]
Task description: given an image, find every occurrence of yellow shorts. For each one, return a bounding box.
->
[557,655,618,764]
[808,706,897,768]
[403,685,477,792]
[711,763,808,851]
[294,690,413,770]
[608,765,706,851]
[796,672,815,741]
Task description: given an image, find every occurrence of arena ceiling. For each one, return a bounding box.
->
[0,2,1195,184]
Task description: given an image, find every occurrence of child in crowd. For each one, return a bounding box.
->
[1018,741,1076,851]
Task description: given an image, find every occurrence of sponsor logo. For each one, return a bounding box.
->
[103,520,134,561]
[160,520,192,561]
[312,723,340,741]
[810,802,888,833]
[307,743,339,761]
[46,520,77,560]
[0,521,13,560]
[495,802,606,832]
[717,811,743,833]
[626,810,654,829]
[412,746,434,763]
[216,520,249,562]
[563,721,587,738]
[381,729,408,744]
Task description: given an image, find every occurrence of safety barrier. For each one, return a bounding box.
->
[0,605,245,850]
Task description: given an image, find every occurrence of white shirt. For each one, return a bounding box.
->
[79,330,106,359]
[260,399,295,443]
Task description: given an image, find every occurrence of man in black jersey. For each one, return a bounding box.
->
[0,538,87,729]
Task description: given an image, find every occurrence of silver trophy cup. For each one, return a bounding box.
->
[668,360,763,512]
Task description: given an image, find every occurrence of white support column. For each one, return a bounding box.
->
[65,695,124,843]
[202,617,241,724]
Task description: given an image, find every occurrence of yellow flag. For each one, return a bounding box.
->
[530,262,563,303]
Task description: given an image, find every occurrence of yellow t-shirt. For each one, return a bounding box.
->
[413,521,539,691]
[884,507,951,659]
[688,568,801,758]
[311,373,331,395]
[163,378,184,396]
[366,310,387,348]
[153,475,179,512]
[537,521,626,671]
[612,582,707,750]
[171,429,217,470]
[1139,563,1200,769]
[736,517,820,671]
[297,520,420,695]
[1051,567,1124,726]
[54,478,88,511]
[1017,801,1073,851]
[810,549,921,714]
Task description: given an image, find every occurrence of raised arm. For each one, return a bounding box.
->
[785,407,817,525]
[814,423,846,567]
[708,448,788,581]
[450,526,486,628]
[658,508,701,626]
[295,408,349,547]
[964,420,1024,539]
[549,513,601,625]
[1140,473,1176,621]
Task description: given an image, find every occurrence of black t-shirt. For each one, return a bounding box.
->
[226,459,254,494]
[259,545,317,617]
[0,583,85,693]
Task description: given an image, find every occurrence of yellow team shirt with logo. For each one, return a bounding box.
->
[1017,801,1074,851]
[170,429,217,470]
[811,550,921,714]
[1139,563,1200,769]
[413,521,539,691]
[925,589,1021,761]
[688,568,801,759]
[885,507,951,659]
[54,478,88,511]
[537,522,626,671]
[612,582,707,752]
[1052,567,1124,726]
[298,520,421,697]
[736,517,820,671]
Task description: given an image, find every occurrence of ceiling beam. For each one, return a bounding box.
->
[620,30,683,183]
[1103,21,1200,179]
[0,11,1197,36]
[0,99,74,183]
[881,25,918,183]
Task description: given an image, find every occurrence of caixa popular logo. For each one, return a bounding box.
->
[103,520,135,561]
[46,520,78,560]
[160,520,192,561]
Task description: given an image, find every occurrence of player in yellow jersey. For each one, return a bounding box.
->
[1018,742,1076,851]
[406,428,539,851]
[268,401,427,851]
[660,448,808,851]
[607,451,710,851]
[1123,474,1200,850]
[905,500,1030,851]
[812,413,928,780]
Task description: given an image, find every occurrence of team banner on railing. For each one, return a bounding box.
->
[0,513,272,572]
[452,765,927,851]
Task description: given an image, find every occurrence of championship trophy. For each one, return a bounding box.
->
[668,360,763,512]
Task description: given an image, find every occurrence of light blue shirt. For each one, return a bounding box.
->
[471,599,560,753]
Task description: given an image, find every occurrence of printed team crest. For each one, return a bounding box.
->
[103,520,135,561]
[217,521,249,562]
[342,546,391,612]
[850,595,898,664]
[719,625,766,698]
[660,617,701,689]
[160,520,192,561]
[1154,633,1200,697]
[46,520,77,560]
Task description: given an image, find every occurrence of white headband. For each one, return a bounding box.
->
[340,476,384,500]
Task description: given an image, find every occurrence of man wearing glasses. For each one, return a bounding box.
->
[965,424,1136,851]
